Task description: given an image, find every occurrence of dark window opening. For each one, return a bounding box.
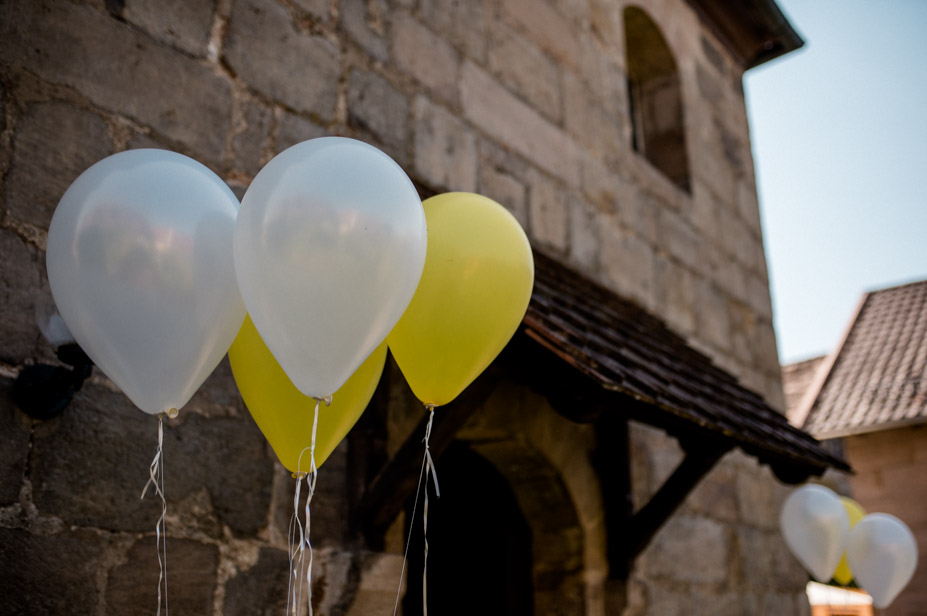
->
[624,6,692,192]
[403,442,534,616]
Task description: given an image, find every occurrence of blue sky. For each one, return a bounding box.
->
[744,0,927,364]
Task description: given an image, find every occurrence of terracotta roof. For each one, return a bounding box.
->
[517,252,848,478]
[802,280,927,438]
[781,355,826,425]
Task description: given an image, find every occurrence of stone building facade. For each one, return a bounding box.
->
[1,0,815,614]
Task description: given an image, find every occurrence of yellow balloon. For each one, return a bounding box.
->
[229,315,386,473]
[387,192,534,407]
[833,496,867,585]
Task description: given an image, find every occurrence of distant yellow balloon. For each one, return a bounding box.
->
[833,496,867,585]
[229,315,386,473]
[387,192,534,407]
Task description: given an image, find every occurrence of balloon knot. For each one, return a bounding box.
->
[314,396,332,407]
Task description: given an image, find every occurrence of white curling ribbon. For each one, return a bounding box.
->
[286,396,331,616]
[392,406,441,616]
[140,413,170,616]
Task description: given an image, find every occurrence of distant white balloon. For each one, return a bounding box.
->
[47,149,245,414]
[847,513,918,608]
[234,137,426,398]
[779,484,850,582]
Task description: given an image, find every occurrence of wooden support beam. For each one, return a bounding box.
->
[596,413,732,579]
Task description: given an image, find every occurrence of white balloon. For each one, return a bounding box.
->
[779,484,850,582]
[234,137,426,397]
[847,513,918,608]
[47,149,245,414]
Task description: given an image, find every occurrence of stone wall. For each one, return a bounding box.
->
[0,0,801,614]
[845,427,927,615]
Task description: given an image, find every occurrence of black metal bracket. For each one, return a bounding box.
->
[12,343,93,420]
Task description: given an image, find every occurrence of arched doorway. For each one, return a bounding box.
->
[403,442,534,615]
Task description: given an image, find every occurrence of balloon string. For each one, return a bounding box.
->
[422,405,439,616]
[140,413,169,616]
[286,396,331,616]
[391,405,440,616]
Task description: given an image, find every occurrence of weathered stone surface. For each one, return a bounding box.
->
[460,61,579,186]
[413,96,477,192]
[0,378,31,505]
[6,101,112,230]
[599,225,655,310]
[341,0,389,61]
[654,255,696,335]
[292,0,329,19]
[31,383,273,535]
[488,21,561,123]
[106,537,218,615]
[229,98,273,178]
[645,515,729,583]
[500,0,580,68]
[569,199,599,271]
[0,0,232,162]
[123,0,215,57]
[223,546,288,616]
[277,112,327,153]
[693,278,732,353]
[392,13,459,104]
[347,69,409,158]
[478,149,527,227]
[526,168,569,253]
[0,527,103,615]
[420,0,487,62]
[735,465,783,530]
[225,0,339,122]
[0,228,43,363]
[563,70,623,163]
[659,208,699,266]
[579,150,618,211]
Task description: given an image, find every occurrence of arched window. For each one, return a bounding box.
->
[624,6,691,192]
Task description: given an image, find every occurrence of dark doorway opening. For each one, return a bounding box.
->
[403,441,534,615]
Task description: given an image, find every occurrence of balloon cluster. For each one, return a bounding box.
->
[780,484,918,608]
[46,137,534,472]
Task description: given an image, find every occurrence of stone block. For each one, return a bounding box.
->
[0,0,232,162]
[736,179,763,238]
[658,207,699,266]
[223,546,289,616]
[735,465,784,530]
[229,98,273,178]
[526,168,569,254]
[690,134,736,206]
[745,273,773,321]
[6,101,113,231]
[392,13,459,104]
[413,96,477,192]
[347,69,409,159]
[106,537,218,615]
[684,455,738,521]
[420,0,487,62]
[599,225,655,310]
[341,0,389,62]
[579,149,618,211]
[123,0,215,57]
[654,255,696,337]
[644,514,729,583]
[292,0,330,19]
[31,383,273,535]
[563,71,623,164]
[344,552,405,616]
[478,152,527,227]
[693,278,731,353]
[0,527,103,615]
[0,229,43,363]
[225,0,339,122]
[277,112,328,154]
[690,181,721,239]
[569,199,599,272]
[488,21,562,123]
[500,0,580,68]
[460,61,579,187]
[578,35,627,118]
[0,378,31,504]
